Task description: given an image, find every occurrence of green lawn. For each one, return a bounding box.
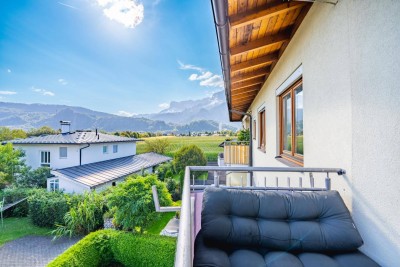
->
[0,217,52,246]
[137,136,227,161]
[145,212,176,235]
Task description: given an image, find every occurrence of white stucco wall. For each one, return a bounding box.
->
[47,176,89,194]
[245,1,400,266]
[15,142,136,170]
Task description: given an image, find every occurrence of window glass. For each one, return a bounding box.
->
[258,110,266,150]
[282,93,292,152]
[252,120,256,140]
[103,145,108,154]
[59,147,68,158]
[41,151,50,166]
[295,86,303,155]
[113,144,118,153]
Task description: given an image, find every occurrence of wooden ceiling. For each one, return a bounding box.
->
[224,0,312,121]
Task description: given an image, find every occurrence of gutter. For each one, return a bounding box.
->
[211,0,233,120]
[79,143,90,166]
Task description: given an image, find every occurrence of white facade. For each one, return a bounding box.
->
[243,1,400,266]
[15,142,136,170]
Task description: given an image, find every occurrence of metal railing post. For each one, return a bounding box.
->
[325,173,331,190]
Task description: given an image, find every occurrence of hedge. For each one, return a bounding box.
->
[48,230,176,267]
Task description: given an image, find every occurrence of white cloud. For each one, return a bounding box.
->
[58,78,68,85]
[32,87,55,96]
[0,91,17,95]
[116,110,136,117]
[7,69,11,73]
[178,61,224,88]
[97,0,144,29]
[158,103,170,109]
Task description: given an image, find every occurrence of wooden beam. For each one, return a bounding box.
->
[231,68,270,84]
[231,31,290,57]
[231,53,278,73]
[231,77,264,90]
[230,2,305,30]
[232,91,258,100]
[232,96,256,105]
[231,86,260,97]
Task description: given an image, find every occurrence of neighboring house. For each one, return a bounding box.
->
[6,121,171,193]
[211,0,399,266]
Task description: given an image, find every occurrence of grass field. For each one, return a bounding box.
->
[0,217,52,247]
[137,136,227,161]
[145,212,176,235]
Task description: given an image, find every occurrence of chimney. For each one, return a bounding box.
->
[95,128,98,135]
[60,121,71,134]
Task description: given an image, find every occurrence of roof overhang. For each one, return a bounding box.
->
[211,0,312,121]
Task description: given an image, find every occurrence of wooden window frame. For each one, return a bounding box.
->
[279,79,303,166]
[258,109,266,152]
[252,120,256,140]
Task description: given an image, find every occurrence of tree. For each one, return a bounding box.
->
[106,174,172,232]
[16,167,50,188]
[144,138,170,154]
[27,126,59,137]
[0,127,27,141]
[0,143,25,188]
[173,145,207,176]
[237,128,250,141]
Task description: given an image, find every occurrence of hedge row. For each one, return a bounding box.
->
[48,230,176,267]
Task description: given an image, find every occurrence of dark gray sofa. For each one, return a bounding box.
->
[194,187,380,267]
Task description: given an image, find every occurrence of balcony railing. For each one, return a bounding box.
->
[173,166,346,267]
[222,141,249,166]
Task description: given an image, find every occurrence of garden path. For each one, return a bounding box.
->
[0,235,81,267]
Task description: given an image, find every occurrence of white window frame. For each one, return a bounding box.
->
[103,145,108,154]
[113,144,118,153]
[49,178,59,191]
[40,151,51,167]
[59,147,68,159]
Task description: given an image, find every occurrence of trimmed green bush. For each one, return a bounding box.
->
[111,232,176,267]
[48,230,176,267]
[0,187,36,217]
[48,230,115,267]
[28,190,69,227]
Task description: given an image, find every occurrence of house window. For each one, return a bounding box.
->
[113,144,118,153]
[258,109,266,151]
[252,120,256,140]
[103,145,108,154]
[40,151,50,167]
[49,179,59,191]
[279,79,303,164]
[59,147,68,158]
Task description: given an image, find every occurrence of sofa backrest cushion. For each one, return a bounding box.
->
[201,187,363,252]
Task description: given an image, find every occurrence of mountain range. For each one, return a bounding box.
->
[0,91,240,133]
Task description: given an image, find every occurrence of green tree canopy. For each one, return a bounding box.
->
[106,174,172,232]
[0,143,26,188]
[27,126,59,137]
[0,127,27,141]
[173,144,207,174]
[144,138,170,154]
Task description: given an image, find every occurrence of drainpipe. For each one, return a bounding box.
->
[230,109,253,185]
[211,0,232,118]
[79,143,90,166]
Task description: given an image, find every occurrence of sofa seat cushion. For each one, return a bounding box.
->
[201,187,363,251]
[194,231,380,267]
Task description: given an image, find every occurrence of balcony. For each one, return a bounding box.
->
[171,166,356,267]
[219,141,249,166]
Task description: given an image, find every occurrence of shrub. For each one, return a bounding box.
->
[144,138,170,154]
[48,230,176,267]
[0,187,34,217]
[28,190,69,227]
[165,178,180,201]
[237,128,250,141]
[52,191,106,238]
[106,175,172,232]
[173,145,207,178]
[155,162,175,181]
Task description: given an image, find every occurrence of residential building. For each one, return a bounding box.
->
[173,1,400,266]
[6,121,170,193]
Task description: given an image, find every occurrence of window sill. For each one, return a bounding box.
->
[275,156,303,167]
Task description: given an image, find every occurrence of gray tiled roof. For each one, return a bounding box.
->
[5,131,139,145]
[51,152,171,188]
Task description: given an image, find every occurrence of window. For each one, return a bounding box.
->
[113,144,118,153]
[49,179,59,191]
[59,147,67,158]
[103,145,108,154]
[40,151,50,167]
[252,120,256,140]
[279,79,303,165]
[258,109,266,151]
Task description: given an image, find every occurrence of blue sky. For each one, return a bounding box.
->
[0,0,223,116]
